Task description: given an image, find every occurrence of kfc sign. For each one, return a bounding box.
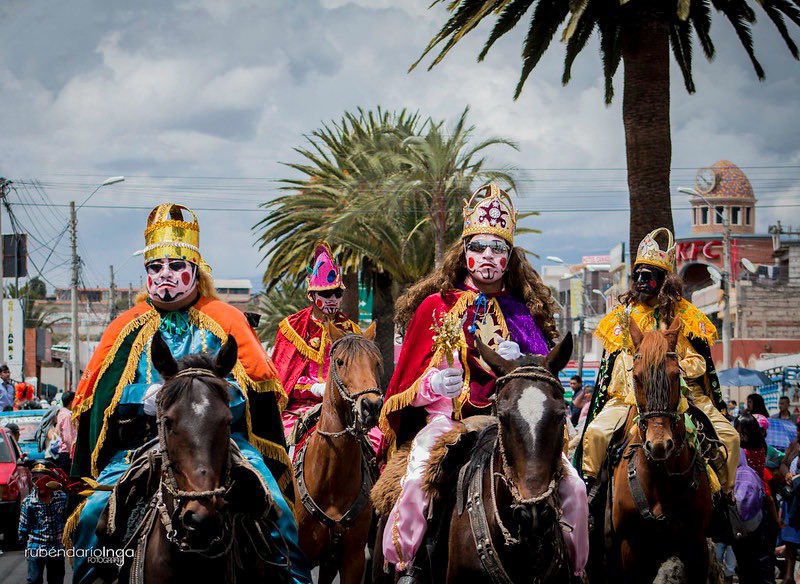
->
[676,240,722,262]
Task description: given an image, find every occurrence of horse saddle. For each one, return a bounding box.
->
[370,415,496,518]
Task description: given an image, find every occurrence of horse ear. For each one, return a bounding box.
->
[325,320,346,342]
[664,316,681,349]
[543,333,572,377]
[151,332,178,379]
[362,321,377,341]
[629,318,644,350]
[215,335,238,379]
[476,338,514,377]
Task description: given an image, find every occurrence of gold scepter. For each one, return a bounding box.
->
[430,311,467,408]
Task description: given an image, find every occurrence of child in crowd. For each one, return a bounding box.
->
[19,465,69,584]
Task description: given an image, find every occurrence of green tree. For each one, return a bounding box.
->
[5,277,65,330]
[411,0,800,254]
[254,281,310,343]
[254,107,518,382]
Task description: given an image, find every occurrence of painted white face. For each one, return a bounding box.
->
[145,258,198,305]
[310,288,343,316]
[464,235,511,285]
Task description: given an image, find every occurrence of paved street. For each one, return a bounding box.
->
[0,549,74,584]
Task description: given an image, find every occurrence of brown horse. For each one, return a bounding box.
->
[609,317,712,583]
[293,322,383,584]
[99,333,291,583]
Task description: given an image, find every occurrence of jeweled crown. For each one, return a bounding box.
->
[306,241,344,291]
[634,228,676,273]
[462,183,517,244]
[142,204,206,269]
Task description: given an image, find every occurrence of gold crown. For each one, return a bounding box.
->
[634,228,676,273]
[142,204,207,270]
[462,184,517,244]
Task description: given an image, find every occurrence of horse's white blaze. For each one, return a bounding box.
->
[517,385,548,450]
[192,393,210,417]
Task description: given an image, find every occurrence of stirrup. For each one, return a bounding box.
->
[397,564,424,584]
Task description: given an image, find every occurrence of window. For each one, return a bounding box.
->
[692,208,697,225]
[746,207,752,225]
[714,206,724,224]
[731,207,740,225]
[701,207,709,224]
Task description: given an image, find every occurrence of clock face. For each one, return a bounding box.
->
[695,168,717,194]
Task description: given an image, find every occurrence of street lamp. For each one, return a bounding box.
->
[547,256,565,264]
[70,176,125,390]
[678,186,732,369]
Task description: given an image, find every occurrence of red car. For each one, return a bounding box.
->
[0,427,32,548]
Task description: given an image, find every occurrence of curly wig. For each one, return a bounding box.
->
[395,240,559,345]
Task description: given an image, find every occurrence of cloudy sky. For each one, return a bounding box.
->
[1,0,798,292]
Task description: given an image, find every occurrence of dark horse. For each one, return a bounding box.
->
[98,333,291,583]
[293,322,383,584]
[372,334,576,583]
[605,317,712,583]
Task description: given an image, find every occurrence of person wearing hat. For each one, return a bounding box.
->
[576,228,739,495]
[0,364,14,411]
[379,184,588,581]
[272,242,362,440]
[68,204,311,583]
[19,464,70,584]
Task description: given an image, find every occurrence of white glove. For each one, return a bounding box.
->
[310,382,326,398]
[496,340,523,361]
[143,383,164,416]
[429,368,464,398]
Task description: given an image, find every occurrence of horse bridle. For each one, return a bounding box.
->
[155,367,233,556]
[490,365,566,544]
[315,337,382,439]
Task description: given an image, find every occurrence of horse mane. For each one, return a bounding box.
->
[637,330,673,412]
[332,333,383,374]
[157,352,231,411]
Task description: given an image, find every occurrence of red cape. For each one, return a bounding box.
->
[272,306,359,402]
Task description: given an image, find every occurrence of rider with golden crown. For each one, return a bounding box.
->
[575,228,739,500]
[380,184,589,583]
[67,204,312,583]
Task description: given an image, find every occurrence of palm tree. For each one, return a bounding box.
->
[254,280,309,344]
[411,0,800,254]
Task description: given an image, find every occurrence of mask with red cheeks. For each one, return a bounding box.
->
[145,258,198,305]
[464,235,511,285]
[310,288,343,315]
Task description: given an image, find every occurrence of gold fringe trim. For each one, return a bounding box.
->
[595,299,717,355]
[91,316,161,477]
[63,498,87,552]
[72,309,159,421]
[278,318,327,364]
[189,308,289,409]
[245,394,292,469]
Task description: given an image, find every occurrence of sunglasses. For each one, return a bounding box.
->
[316,289,344,299]
[466,240,511,255]
[146,260,190,275]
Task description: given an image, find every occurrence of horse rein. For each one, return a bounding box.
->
[315,336,382,439]
[489,365,566,546]
[155,366,233,555]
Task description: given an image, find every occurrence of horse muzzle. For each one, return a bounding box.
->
[357,395,383,429]
[180,503,224,549]
[643,438,675,462]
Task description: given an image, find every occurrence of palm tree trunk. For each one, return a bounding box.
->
[621,16,675,259]
[340,269,360,322]
[371,268,396,387]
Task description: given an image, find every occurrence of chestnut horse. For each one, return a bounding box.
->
[609,317,712,583]
[293,322,383,584]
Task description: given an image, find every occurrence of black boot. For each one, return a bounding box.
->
[396,563,424,584]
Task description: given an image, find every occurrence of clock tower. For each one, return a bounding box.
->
[690,160,756,236]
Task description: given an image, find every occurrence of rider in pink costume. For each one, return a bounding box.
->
[379,184,588,581]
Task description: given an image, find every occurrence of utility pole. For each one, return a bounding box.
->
[109,265,117,322]
[722,215,731,370]
[70,201,80,390]
[0,178,7,364]
[128,283,133,309]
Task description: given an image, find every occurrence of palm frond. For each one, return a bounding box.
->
[670,19,697,93]
[479,0,535,60]
[515,0,572,98]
